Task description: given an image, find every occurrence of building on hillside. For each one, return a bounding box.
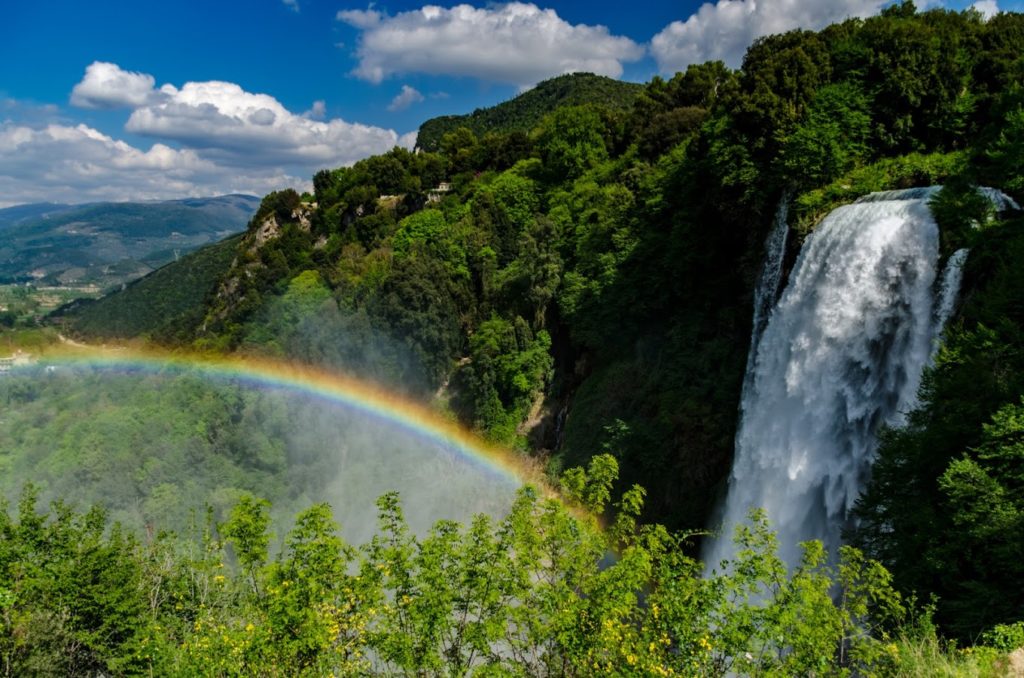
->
[427,182,452,204]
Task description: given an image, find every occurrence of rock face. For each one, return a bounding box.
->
[250,202,314,251]
[203,200,320,332]
[252,215,281,249]
[1009,648,1024,677]
[292,204,314,232]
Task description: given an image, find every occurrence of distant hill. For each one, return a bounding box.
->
[0,195,259,288]
[0,203,75,230]
[54,234,244,342]
[416,72,642,151]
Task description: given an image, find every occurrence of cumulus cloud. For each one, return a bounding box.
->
[0,121,306,206]
[1,97,63,124]
[387,85,425,112]
[70,62,163,109]
[65,61,414,171]
[972,0,999,19]
[651,0,885,73]
[305,100,327,120]
[123,79,413,168]
[2,63,421,206]
[337,3,644,87]
[398,130,419,149]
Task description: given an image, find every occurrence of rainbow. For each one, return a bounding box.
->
[26,345,550,491]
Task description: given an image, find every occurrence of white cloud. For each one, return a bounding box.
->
[123,79,413,168]
[305,100,327,119]
[972,0,999,18]
[70,61,162,109]
[337,2,644,87]
[0,121,305,206]
[283,0,300,11]
[387,85,425,112]
[1,97,62,123]
[337,7,383,29]
[399,130,419,149]
[651,0,885,73]
[1,63,422,206]
[66,62,415,171]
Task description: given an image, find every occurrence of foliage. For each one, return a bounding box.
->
[534,105,612,182]
[790,152,964,234]
[975,90,1024,202]
[1,284,100,329]
[416,73,642,152]
[455,315,553,444]
[928,179,997,253]
[252,189,302,227]
[0,368,353,534]
[59,234,244,342]
[779,82,872,189]
[5,457,1007,676]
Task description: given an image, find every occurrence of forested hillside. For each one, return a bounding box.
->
[47,0,1024,651]
[415,72,642,152]
[54,234,244,342]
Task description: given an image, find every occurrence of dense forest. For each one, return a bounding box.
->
[52,234,245,342]
[415,73,643,152]
[12,0,1024,672]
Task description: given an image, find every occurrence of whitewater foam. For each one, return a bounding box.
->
[707,189,948,570]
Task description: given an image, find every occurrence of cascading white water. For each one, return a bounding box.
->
[736,197,791,403]
[706,187,948,571]
[932,248,969,354]
[977,187,1021,212]
[751,197,791,350]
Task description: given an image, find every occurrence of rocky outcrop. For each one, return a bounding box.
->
[251,214,281,250]
[201,201,320,333]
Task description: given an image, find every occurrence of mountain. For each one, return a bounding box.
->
[0,202,75,230]
[53,233,244,342]
[0,194,259,288]
[415,72,643,151]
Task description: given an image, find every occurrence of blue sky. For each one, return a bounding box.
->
[0,0,1013,206]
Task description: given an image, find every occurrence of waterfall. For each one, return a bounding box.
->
[932,248,968,356]
[977,187,1020,212]
[706,187,947,571]
[751,197,791,351]
[736,197,791,403]
[705,187,1019,572]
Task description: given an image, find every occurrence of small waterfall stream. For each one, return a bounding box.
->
[933,248,968,352]
[740,196,790,399]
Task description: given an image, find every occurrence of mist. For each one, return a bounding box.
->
[0,361,519,546]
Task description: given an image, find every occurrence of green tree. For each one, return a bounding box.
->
[535,105,610,182]
[937,399,1024,631]
[221,495,271,596]
[780,82,872,188]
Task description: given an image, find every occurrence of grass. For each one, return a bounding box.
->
[890,634,1008,677]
